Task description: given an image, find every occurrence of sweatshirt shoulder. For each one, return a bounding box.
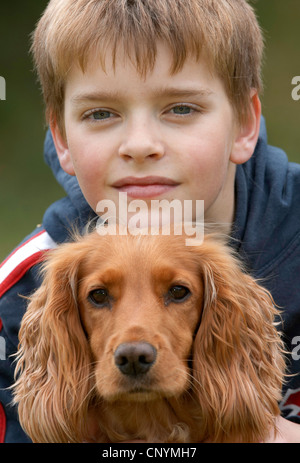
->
[0,228,57,299]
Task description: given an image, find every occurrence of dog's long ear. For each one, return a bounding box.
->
[13,241,92,443]
[192,236,286,443]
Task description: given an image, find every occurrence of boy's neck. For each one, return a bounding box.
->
[204,162,236,236]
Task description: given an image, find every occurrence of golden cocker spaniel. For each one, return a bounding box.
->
[13,229,285,443]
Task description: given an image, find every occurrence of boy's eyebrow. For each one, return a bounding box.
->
[70,87,214,105]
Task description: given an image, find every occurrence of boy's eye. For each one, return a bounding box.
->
[171,105,192,115]
[89,110,112,120]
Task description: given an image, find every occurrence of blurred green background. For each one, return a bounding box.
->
[0,0,300,260]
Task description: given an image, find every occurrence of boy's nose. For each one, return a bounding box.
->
[118,120,165,163]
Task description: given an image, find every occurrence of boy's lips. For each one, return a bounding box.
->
[111,176,179,199]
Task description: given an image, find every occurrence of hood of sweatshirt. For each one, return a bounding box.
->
[43,129,97,242]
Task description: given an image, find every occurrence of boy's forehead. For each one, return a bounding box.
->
[65,42,222,102]
[82,39,205,77]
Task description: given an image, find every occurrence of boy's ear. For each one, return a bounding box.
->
[230,91,261,165]
[50,119,76,176]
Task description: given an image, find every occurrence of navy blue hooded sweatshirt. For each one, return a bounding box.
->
[0,118,300,442]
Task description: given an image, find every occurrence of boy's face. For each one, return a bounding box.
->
[52,43,260,227]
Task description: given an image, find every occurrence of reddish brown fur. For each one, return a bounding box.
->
[13,231,285,443]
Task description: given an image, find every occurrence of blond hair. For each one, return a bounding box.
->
[32,0,264,133]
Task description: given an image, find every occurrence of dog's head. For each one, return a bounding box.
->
[13,230,285,443]
[77,231,205,402]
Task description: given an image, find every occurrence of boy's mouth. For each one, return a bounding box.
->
[112,176,179,199]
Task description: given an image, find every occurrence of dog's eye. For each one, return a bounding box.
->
[168,285,190,302]
[88,288,110,307]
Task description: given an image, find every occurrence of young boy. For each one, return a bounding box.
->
[0,0,300,442]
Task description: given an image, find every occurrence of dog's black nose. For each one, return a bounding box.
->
[114,342,157,376]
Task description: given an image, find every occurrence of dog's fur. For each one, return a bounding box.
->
[13,230,285,443]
